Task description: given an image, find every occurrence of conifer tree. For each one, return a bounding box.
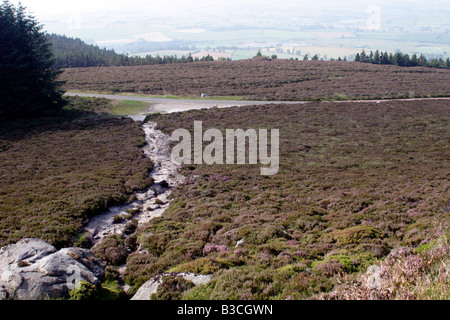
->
[381,51,389,64]
[373,50,380,64]
[254,50,263,58]
[410,54,418,66]
[0,1,66,119]
[360,50,367,62]
[368,50,374,63]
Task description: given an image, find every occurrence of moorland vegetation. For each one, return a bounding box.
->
[0,97,153,248]
[60,59,450,101]
[1,0,449,300]
[116,99,449,299]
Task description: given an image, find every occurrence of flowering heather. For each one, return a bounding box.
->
[320,226,450,300]
[125,99,449,299]
[202,244,229,255]
[207,174,230,182]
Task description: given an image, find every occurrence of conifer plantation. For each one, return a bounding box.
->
[48,34,214,69]
[354,49,450,69]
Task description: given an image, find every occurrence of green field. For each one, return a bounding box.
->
[121,25,450,61]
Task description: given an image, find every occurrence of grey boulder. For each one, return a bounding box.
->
[0,238,105,300]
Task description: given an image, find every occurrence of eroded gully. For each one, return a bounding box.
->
[85,121,184,242]
[83,120,185,291]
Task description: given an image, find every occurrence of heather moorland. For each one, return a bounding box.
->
[115,99,449,299]
[2,59,449,300]
[60,59,450,101]
[2,0,449,302]
[0,98,153,248]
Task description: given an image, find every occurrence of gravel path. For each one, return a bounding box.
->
[66,92,450,119]
[65,92,303,117]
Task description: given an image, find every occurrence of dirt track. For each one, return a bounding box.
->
[64,92,302,117]
[65,92,450,120]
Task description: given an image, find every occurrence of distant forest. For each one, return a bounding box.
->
[47,34,450,70]
[354,49,450,69]
[48,34,214,68]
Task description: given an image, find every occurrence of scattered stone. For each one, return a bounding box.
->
[235,239,244,248]
[147,204,160,211]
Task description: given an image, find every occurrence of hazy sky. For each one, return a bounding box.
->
[14,0,337,14]
[13,0,298,17]
[9,0,450,47]
[10,1,372,36]
[13,0,447,20]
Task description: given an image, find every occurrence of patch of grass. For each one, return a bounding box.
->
[109,100,150,116]
[167,258,220,275]
[330,93,349,100]
[319,226,383,246]
[69,280,127,300]
[64,96,150,116]
[312,252,377,275]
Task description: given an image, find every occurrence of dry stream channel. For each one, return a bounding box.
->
[84,121,184,243]
[82,95,277,245]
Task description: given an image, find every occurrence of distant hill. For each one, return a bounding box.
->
[47,34,214,68]
[48,34,123,68]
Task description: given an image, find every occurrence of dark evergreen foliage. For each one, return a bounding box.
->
[0,1,66,119]
[47,34,214,68]
[354,49,450,69]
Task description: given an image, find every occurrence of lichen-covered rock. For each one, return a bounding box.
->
[0,238,105,300]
